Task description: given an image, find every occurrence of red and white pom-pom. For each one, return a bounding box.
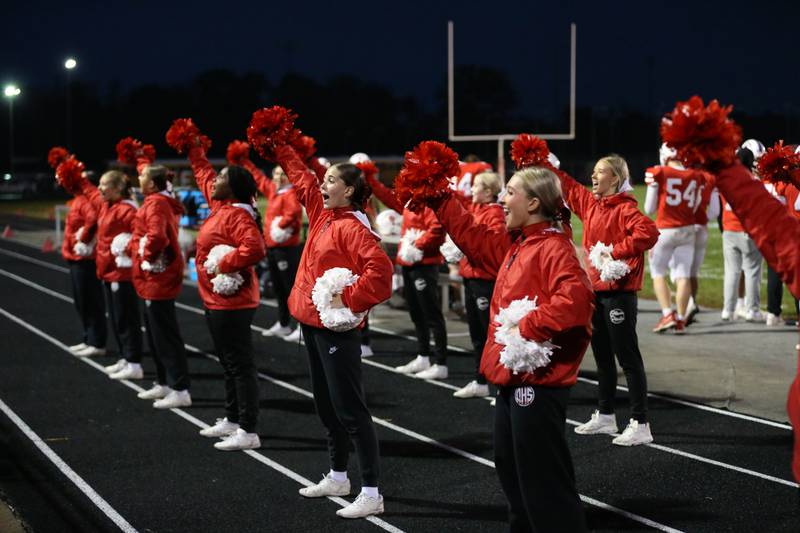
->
[375,209,402,236]
[116,137,142,166]
[72,227,95,257]
[311,267,366,332]
[138,236,167,273]
[141,144,156,164]
[440,235,464,264]
[203,244,243,295]
[165,118,211,154]
[269,216,294,243]
[756,141,800,186]
[110,232,133,268]
[226,140,250,166]
[398,228,424,264]
[291,135,317,162]
[355,160,379,182]
[510,134,551,170]
[48,147,70,170]
[395,141,460,209]
[493,296,555,374]
[660,95,742,169]
[55,156,85,191]
[588,242,631,282]
[246,106,300,161]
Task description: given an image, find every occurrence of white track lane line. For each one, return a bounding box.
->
[0,305,403,533]
[2,244,789,432]
[0,265,687,532]
[0,396,138,533]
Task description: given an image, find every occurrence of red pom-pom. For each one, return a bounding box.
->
[165,118,211,154]
[291,135,317,162]
[116,137,142,166]
[226,140,250,165]
[47,147,70,170]
[395,141,460,210]
[246,106,300,161]
[355,160,379,182]
[141,144,156,163]
[55,156,85,191]
[510,134,550,169]
[757,141,800,185]
[660,95,742,169]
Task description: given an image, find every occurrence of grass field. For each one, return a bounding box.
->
[1,187,796,318]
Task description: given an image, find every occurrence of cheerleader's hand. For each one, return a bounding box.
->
[330,293,344,309]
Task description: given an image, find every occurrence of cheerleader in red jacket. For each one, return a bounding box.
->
[80,170,144,380]
[560,155,660,446]
[130,165,192,409]
[230,143,303,340]
[188,143,266,451]
[447,171,506,399]
[366,173,449,380]
[54,156,108,358]
[430,165,592,532]
[273,142,393,519]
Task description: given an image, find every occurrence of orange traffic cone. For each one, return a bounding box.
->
[2,225,13,238]
[41,237,54,253]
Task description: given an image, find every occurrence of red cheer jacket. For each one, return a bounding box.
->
[82,181,137,282]
[61,192,98,263]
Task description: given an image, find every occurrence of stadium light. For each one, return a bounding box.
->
[4,84,20,175]
[65,57,77,70]
[3,85,20,98]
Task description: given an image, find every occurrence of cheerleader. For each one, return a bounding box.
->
[131,165,192,409]
[559,155,659,445]
[55,157,108,358]
[430,165,592,532]
[81,170,143,380]
[365,173,449,380]
[188,142,266,451]
[449,171,506,399]
[272,141,393,519]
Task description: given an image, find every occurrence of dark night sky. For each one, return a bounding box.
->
[4,0,800,121]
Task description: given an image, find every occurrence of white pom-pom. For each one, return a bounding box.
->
[204,244,236,276]
[110,232,132,268]
[138,235,147,258]
[398,228,424,264]
[311,267,366,332]
[211,272,245,295]
[588,241,631,282]
[439,235,464,264]
[138,236,167,273]
[493,296,555,374]
[375,209,402,236]
[73,241,93,257]
[270,216,294,243]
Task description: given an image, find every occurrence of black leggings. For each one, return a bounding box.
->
[205,308,259,432]
[591,291,648,423]
[402,265,447,364]
[103,281,142,362]
[301,324,380,486]
[463,278,494,384]
[267,246,300,327]
[143,299,190,391]
[68,260,107,348]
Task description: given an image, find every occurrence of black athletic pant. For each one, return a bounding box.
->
[301,324,380,487]
[361,316,371,346]
[142,299,190,391]
[205,308,259,432]
[67,260,107,348]
[402,264,447,365]
[463,278,494,384]
[267,246,299,327]
[103,281,142,363]
[495,385,587,533]
[591,291,648,423]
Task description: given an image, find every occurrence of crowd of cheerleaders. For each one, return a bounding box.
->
[46,96,800,529]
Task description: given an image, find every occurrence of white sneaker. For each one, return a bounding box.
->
[415,364,448,380]
[282,328,302,343]
[745,309,765,323]
[153,389,192,409]
[110,362,143,380]
[490,398,496,407]
[395,355,430,374]
[103,358,127,374]
[765,312,781,327]
[720,309,733,321]
[453,380,490,398]
[262,321,292,337]
[69,342,88,353]
[735,303,748,320]
[137,384,171,400]
[213,428,260,451]
[199,418,240,438]
[612,419,654,446]
[574,410,618,435]
[299,473,351,498]
[360,344,374,358]
[74,345,107,358]
[336,493,384,519]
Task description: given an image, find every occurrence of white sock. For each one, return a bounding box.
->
[662,308,673,317]
[676,314,684,321]
[688,296,696,309]
[360,486,379,498]
[329,470,348,482]
[736,298,745,308]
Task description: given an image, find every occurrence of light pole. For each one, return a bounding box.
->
[3,84,21,175]
[64,57,77,149]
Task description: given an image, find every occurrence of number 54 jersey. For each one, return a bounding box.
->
[645,165,712,229]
